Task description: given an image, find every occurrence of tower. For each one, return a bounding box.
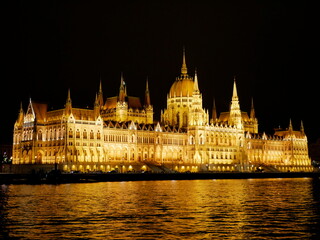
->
[117,73,128,121]
[228,78,243,129]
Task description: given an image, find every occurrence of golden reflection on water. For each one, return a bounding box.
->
[1,178,319,239]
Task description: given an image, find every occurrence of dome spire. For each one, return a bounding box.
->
[181,47,188,77]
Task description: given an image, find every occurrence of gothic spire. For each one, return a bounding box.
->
[232,76,238,100]
[66,89,72,104]
[212,98,217,123]
[97,77,104,107]
[65,89,72,115]
[16,101,24,125]
[94,93,100,119]
[288,118,293,131]
[300,120,305,134]
[193,68,199,94]
[181,47,188,77]
[99,78,103,93]
[119,72,126,102]
[94,93,99,107]
[229,77,243,129]
[250,98,255,119]
[144,77,151,107]
[19,102,24,114]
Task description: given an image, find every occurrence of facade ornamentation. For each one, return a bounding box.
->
[12,51,313,173]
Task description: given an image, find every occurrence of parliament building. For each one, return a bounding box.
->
[12,51,313,173]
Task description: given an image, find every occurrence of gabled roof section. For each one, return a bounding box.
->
[128,96,142,109]
[24,100,48,123]
[71,108,95,121]
[104,97,118,109]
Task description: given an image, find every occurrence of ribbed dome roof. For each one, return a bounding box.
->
[169,77,194,98]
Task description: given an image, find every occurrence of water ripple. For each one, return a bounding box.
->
[1,178,319,239]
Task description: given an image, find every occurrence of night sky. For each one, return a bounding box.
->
[2,1,319,144]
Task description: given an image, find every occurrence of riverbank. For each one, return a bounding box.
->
[1,171,320,184]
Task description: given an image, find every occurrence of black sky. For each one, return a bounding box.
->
[2,1,319,144]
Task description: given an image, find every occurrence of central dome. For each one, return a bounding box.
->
[169,48,198,98]
[169,77,194,98]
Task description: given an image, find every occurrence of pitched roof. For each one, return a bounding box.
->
[128,96,142,109]
[31,102,48,123]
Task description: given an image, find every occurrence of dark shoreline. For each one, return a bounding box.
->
[1,171,320,184]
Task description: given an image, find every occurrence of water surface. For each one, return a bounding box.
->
[1,178,319,239]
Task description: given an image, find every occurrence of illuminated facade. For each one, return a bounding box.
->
[12,51,313,172]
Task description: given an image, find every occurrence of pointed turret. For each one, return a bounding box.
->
[19,102,24,117]
[97,77,104,107]
[94,93,100,118]
[193,69,200,94]
[288,119,293,131]
[232,76,238,101]
[94,93,99,107]
[15,102,24,127]
[65,89,72,115]
[211,98,217,123]
[250,98,255,119]
[144,77,151,107]
[119,73,127,102]
[66,89,71,103]
[300,120,305,135]
[181,47,188,77]
[229,77,243,129]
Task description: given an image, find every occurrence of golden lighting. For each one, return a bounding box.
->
[11,50,313,173]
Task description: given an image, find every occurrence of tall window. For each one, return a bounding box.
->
[69,129,73,138]
[38,131,42,141]
[90,130,94,139]
[76,129,80,138]
[183,112,188,126]
[83,129,87,139]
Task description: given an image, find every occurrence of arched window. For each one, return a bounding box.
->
[57,128,60,140]
[199,134,203,145]
[183,112,188,126]
[69,129,73,138]
[176,113,180,126]
[90,130,94,139]
[76,129,80,138]
[38,130,42,141]
[83,129,87,139]
[190,136,194,145]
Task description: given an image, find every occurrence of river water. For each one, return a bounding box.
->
[1,178,319,239]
